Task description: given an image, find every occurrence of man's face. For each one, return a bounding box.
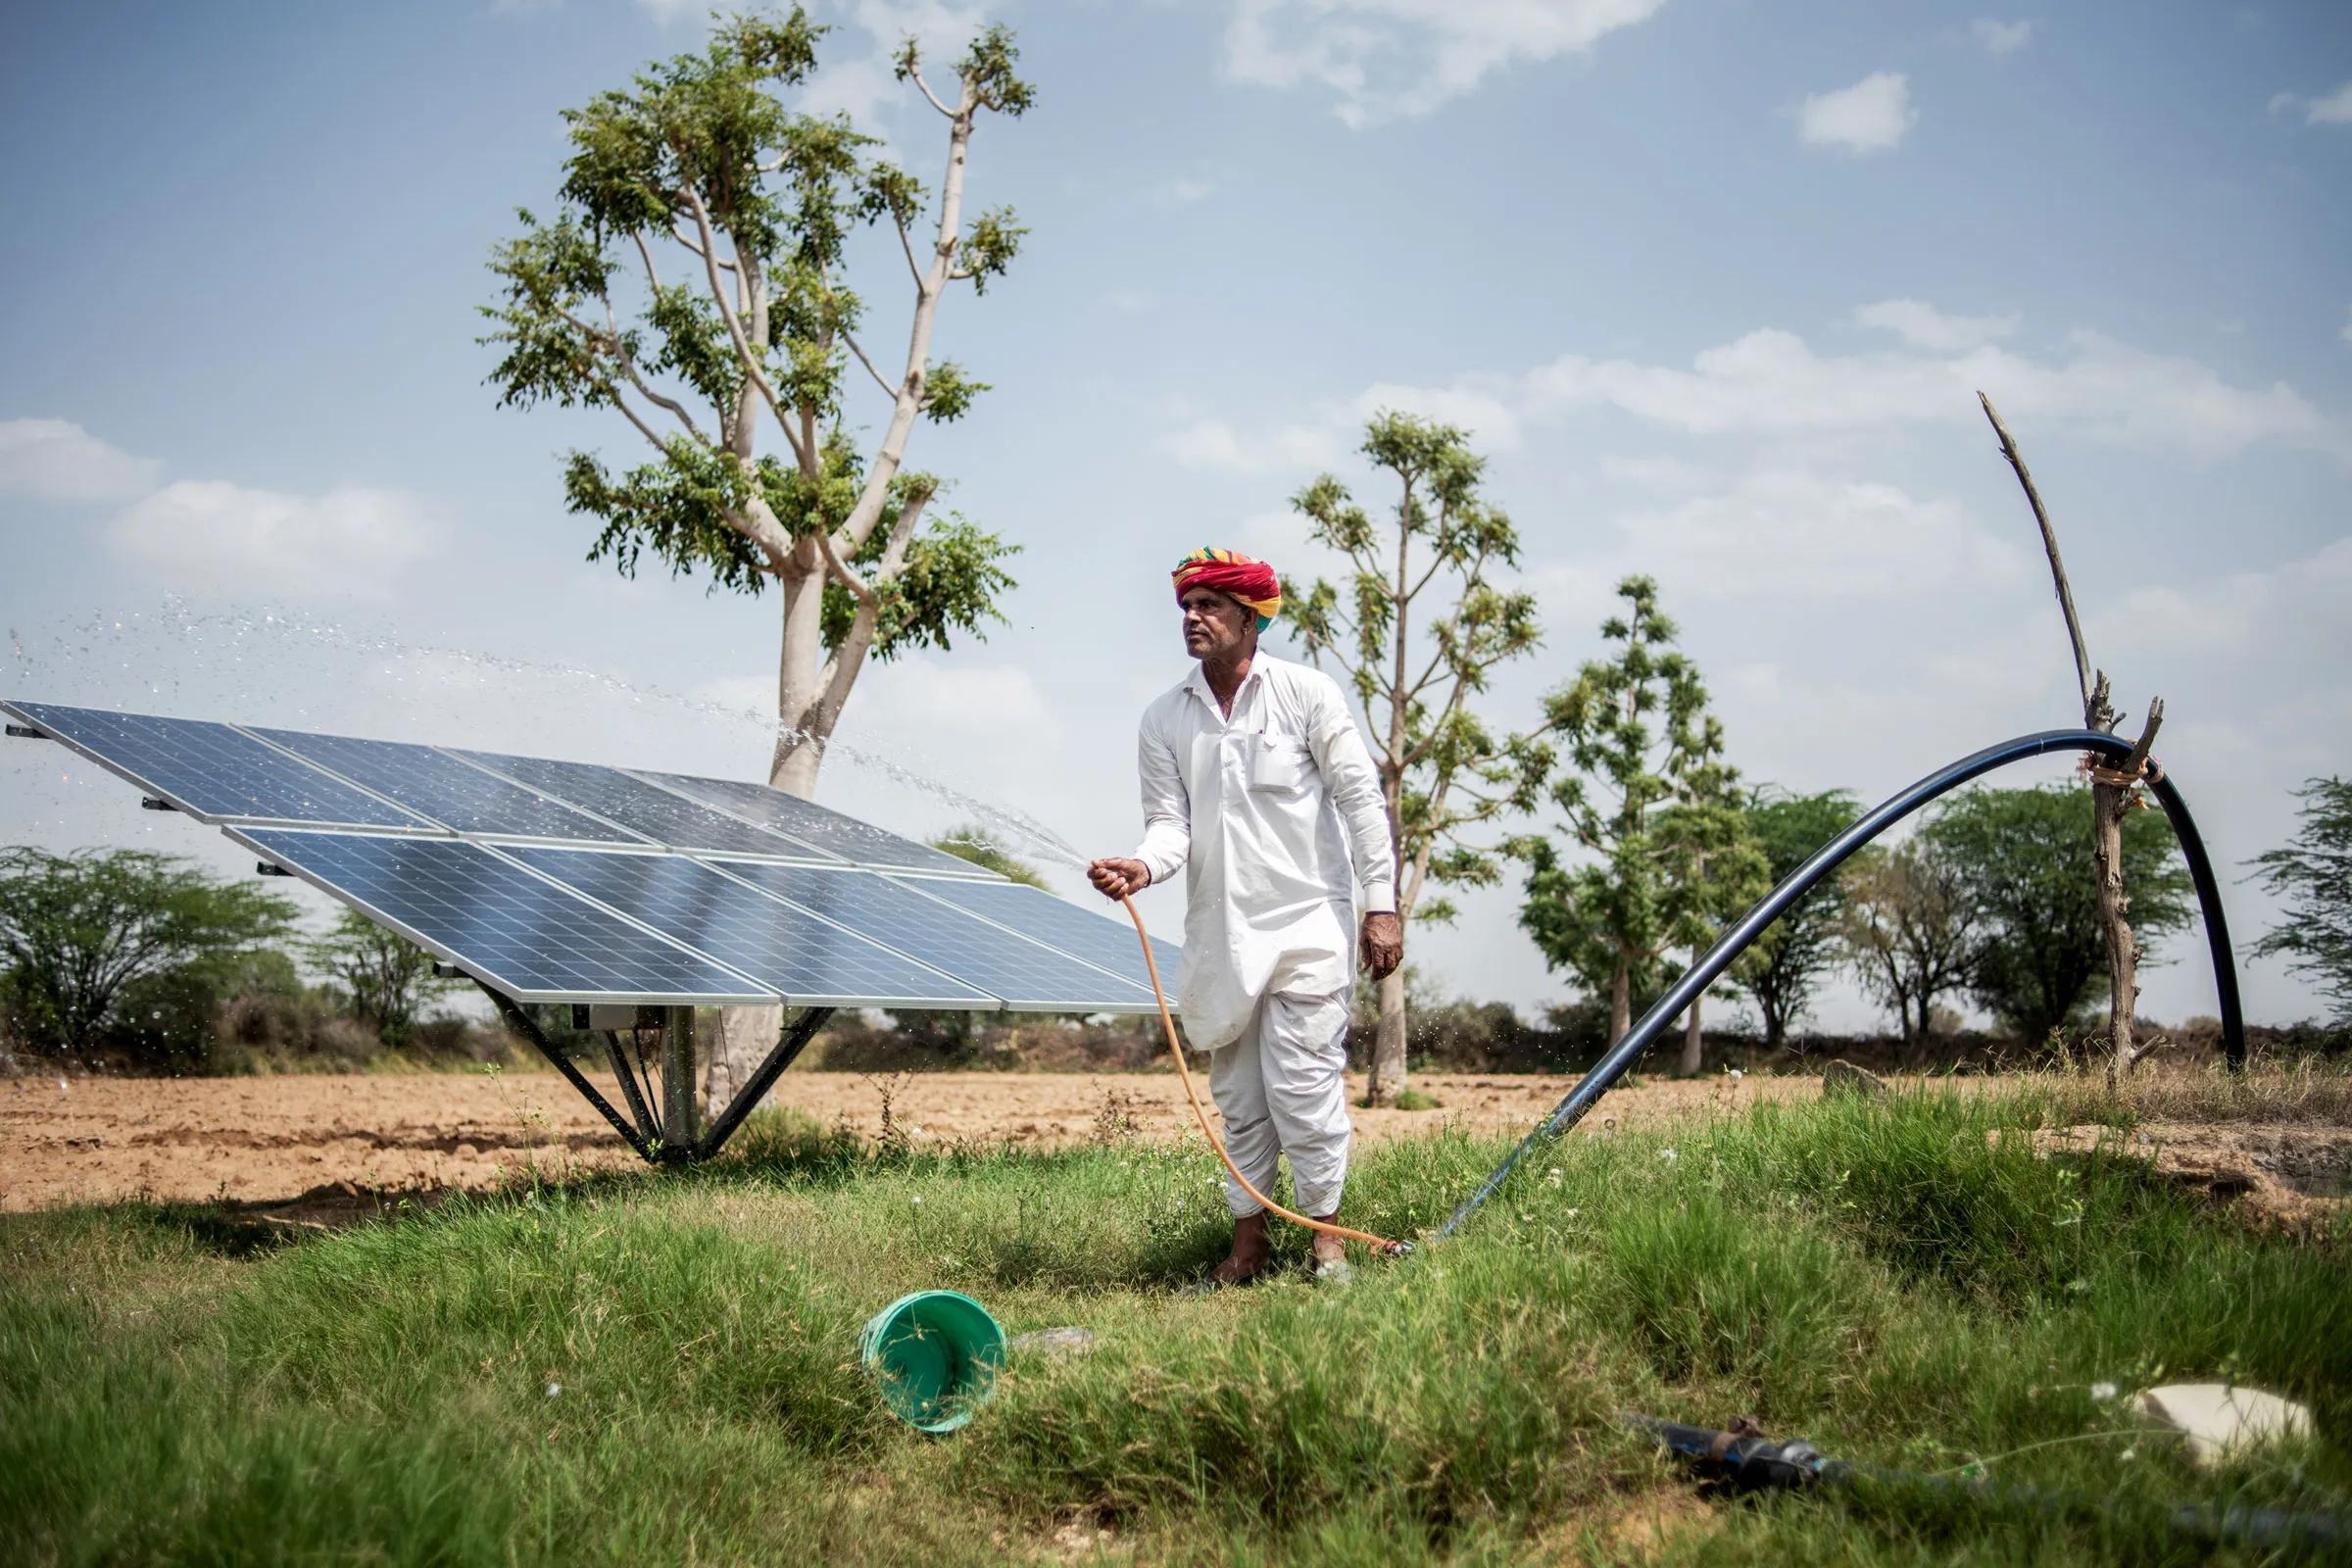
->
[1180,585,1253,662]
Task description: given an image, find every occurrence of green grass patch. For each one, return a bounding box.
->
[3,1090,2346,1564]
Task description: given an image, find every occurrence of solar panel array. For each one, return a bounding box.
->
[5,698,1178,1013]
[234,829,772,1004]
[13,702,428,830]
[254,727,640,844]
[508,845,995,1009]
[710,861,1156,1012]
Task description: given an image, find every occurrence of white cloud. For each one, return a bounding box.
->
[1855,298,2019,352]
[1970,18,2034,55]
[1157,176,1216,206]
[1585,469,2027,603]
[1159,416,1348,475]
[2089,535,2352,663]
[106,481,445,601]
[1598,454,1711,491]
[1797,72,1916,154]
[1523,323,2352,461]
[1222,0,1668,129]
[1158,378,1526,477]
[2305,81,2352,123]
[2271,81,2352,124]
[0,418,161,503]
[1174,309,2352,476]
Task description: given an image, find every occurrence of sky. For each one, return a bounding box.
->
[1,0,2347,1035]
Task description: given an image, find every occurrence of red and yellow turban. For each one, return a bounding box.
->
[1171,547,1282,631]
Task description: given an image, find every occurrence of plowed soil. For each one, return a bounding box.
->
[1,1068,1806,1212]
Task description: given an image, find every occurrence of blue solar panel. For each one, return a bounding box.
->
[635,769,985,877]
[6,702,427,830]
[235,829,773,1004]
[251,727,643,845]
[709,861,1156,1012]
[509,846,995,1010]
[898,877,1184,996]
[456,750,818,859]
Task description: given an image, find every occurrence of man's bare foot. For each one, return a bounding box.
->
[1209,1211,1272,1286]
[1310,1213,1350,1282]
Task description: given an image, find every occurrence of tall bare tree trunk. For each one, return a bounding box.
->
[705,564,828,1116]
[2092,698,2162,1088]
[1981,393,2165,1090]
[1677,979,1704,1077]
[1364,968,1407,1105]
[1609,961,1631,1047]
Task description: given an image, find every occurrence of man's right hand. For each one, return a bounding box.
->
[1088,858,1152,900]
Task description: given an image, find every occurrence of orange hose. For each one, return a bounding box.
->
[1118,892,1407,1257]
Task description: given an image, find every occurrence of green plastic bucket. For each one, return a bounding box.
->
[858,1290,1005,1433]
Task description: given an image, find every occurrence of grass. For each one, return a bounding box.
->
[3,1074,2348,1565]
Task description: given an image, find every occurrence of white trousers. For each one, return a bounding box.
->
[1208,985,1353,1219]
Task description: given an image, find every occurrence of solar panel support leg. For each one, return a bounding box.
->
[475,983,655,1164]
[660,1006,698,1165]
[600,1030,658,1145]
[698,1006,835,1162]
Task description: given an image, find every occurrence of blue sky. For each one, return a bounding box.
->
[3,0,2347,1032]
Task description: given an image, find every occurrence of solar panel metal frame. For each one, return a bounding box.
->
[700,858,1161,1014]
[506,844,1004,1012]
[2,700,443,834]
[228,826,780,1006]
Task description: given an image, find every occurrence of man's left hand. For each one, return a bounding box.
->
[1359,911,1403,980]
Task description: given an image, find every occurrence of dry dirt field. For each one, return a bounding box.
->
[1,1067,1812,1211]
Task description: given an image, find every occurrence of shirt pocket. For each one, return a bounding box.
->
[1247,732,1313,794]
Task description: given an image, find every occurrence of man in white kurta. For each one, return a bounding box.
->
[1090,549,1401,1285]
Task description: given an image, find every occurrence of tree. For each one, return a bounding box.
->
[303,907,455,1049]
[1924,785,2193,1050]
[1839,839,1978,1046]
[1729,788,1862,1050]
[1289,413,1546,1105]
[482,8,1031,1102]
[1511,576,1762,1063]
[2248,777,2352,1022]
[0,848,297,1054]
[929,824,1048,888]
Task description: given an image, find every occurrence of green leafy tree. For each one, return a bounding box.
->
[482,8,1032,1102]
[2246,776,2352,1023]
[1924,785,2193,1048]
[1838,840,1978,1045]
[482,7,1029,799]
[1289,414,1546,1104]
[302,907,455,1049]
[928,824,1048,888]
[1511,576,1762,1060]
[1729,788,1862,1050]
[0,848,297,1054]
[1652,752,1770,1074]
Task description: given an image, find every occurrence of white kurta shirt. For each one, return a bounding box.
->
[1130,653,1397,1050]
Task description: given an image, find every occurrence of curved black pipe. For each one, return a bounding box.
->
[1433,729,2243,1243]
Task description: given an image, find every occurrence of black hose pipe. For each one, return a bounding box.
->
[1627,1412,2343,1553]
[1435,729,2243,1243]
